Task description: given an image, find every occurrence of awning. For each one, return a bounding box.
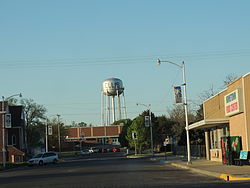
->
[189,118,229,130]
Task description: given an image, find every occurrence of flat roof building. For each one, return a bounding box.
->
[189,72,250,162]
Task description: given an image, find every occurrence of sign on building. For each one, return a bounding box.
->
[48,125,53,135]
[174,86,183,104]
[5,114,11,128]
[224,88,243,116]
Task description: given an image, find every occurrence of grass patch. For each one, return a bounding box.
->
[0,162,27,171]
[59,151,80,158]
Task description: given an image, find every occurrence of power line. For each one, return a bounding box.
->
[0,49,250,70]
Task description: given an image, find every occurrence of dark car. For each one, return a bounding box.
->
[110,147,120,152]
[98,148,107,153]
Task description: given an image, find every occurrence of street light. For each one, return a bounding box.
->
[156,59,191,164]
[2,93,22,168]
[136,103,154,156]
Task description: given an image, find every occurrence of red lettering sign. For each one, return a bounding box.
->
[226,102,238,113]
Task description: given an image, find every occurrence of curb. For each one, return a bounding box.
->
[220,174,250,181]
[169,162,250,182]
[126,155,146,159]
[170,162,220,179]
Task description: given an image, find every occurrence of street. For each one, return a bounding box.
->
[0,152,250,188]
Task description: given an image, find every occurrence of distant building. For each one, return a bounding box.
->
[189,72,250,162]
[65,125,123,146]
[0,103,26,163]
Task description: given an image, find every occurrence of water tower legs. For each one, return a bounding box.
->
[111,96,116,123]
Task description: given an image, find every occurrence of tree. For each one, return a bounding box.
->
[113,119,132,147]
[167,105,196,145]
[198,85,216,102]
[20,98,47,151]
[47,118,68,151]
[67,121,90,127]
[26,122,45,149]
[78,122,88,127]
[20,98,47,127]
[154,115,175,147]
[195,104,204,122]
[126,116,150,154]
[223,73,238,87]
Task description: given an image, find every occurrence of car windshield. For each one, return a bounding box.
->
[33,154,43,158]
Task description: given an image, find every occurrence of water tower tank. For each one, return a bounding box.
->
[102,78,124,96]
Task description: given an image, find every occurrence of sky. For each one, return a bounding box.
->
[0,0,250,126]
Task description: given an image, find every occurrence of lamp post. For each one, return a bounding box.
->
[136,103,154,156]
[1,93,22,168]
[156,59,191,164]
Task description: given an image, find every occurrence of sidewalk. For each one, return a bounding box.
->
[156,155,250,181]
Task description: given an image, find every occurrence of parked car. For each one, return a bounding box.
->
[88,147,99,153]
[110,147,120,152]
[28,152,58,166]
[80,149,91,155]
[98,148,107,153]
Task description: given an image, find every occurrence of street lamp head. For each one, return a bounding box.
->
[156,59,161,66]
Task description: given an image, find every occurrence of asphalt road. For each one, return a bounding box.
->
[0,152,250,188]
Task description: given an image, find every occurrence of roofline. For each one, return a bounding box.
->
[203,72,250,104]
[67,125,123,129]
[203,88,227,104]
[189,118,229,130]
[243,72,250,78]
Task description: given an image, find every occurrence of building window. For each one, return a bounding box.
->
[12,135,16,146]
[210,129,219,149]
[210,130,214,149]
[222,126,229,137]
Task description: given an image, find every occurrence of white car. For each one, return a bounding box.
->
[28,152,59,166]
[88,147,99,153]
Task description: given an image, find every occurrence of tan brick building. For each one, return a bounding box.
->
[189,72,250,162]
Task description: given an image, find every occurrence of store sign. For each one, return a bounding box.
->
[224,89,243,116]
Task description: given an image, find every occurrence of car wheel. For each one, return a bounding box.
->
[53,159,58,164]
[39,160,44,166]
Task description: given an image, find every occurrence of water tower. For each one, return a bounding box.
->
[101,78,127,125]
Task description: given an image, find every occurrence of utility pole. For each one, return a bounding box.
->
[57,114,61,153]
[45,118,48,152]
[2,97,6,168]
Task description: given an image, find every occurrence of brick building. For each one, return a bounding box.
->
[65,125,123,146]
[0,103,26,163]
